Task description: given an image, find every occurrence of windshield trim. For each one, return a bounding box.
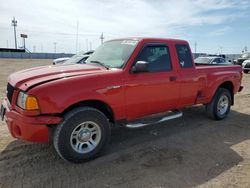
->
[120,41,140,69]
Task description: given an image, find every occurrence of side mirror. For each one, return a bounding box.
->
[132,61,149,73]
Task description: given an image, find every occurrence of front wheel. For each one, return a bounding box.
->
[53,107,110,163]
[206,88,232,120]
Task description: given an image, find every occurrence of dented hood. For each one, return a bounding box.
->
[8,64,105,91]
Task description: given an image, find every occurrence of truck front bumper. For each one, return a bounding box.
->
[1,98,62,143]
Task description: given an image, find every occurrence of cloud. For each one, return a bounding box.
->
[209,26,232,36]
[0,0,249,52]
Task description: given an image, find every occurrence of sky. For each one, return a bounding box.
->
[0,0,250,54]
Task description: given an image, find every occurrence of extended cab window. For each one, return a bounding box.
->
[136,45,172,72]
[176,44,193,68]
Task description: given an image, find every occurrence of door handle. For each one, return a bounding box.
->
[169,76,177,81]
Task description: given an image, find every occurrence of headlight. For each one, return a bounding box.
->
[17,91,39,110]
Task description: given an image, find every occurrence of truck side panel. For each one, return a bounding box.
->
[195,65,242,104]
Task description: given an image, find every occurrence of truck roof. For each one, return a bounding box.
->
[108,37,188,44]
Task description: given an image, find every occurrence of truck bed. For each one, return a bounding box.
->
[195,64,242,104]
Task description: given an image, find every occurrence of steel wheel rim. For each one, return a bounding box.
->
[70,121,101,154]
[217,95,229,115]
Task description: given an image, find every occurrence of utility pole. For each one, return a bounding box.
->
[89,41,92,50]
[7,40,9,48]
[76,21,79,53]
[11,17,17,49]
[54,42,57,53]
[219,46,223,54]
[194,41,197,53]
[244,46,248,52]
[100,32,104,44]
[86,39,88,51]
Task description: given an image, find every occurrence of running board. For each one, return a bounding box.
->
[125,110,183,128]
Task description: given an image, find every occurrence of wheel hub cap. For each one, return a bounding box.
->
[217,95,229,115]
[70,121,101,154]
[78,129,91,142]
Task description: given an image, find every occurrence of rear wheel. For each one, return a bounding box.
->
[206,88,232,120]
[243,70,249,73]
[53,107,110,163]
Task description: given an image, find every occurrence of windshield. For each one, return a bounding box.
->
[241,53,250,59]
[194,57,212,64]
[85,39,138,68]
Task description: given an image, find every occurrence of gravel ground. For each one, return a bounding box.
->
[0,59,250,188]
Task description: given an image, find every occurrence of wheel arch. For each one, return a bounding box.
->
[217,81,234,105]
[61,100,115,123]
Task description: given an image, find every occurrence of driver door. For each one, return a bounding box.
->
[124,43,180,121]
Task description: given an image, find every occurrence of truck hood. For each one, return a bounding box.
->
[9,64,104,91]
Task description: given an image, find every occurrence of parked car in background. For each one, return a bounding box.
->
[62,54,90,65]
[194,56,231,65]
[233,52,250,65]
[53,50,94,65]
[242,59,250,73]
[52,57,70,64]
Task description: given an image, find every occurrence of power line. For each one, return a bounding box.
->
[0,26,117,37]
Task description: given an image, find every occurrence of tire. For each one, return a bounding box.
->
[206,88,232,120]
[243,70,249,74]
[53,107,111,163]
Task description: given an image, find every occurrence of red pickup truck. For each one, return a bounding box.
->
[1,38,243,163]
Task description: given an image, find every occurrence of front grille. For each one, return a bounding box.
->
[7,83,14,103]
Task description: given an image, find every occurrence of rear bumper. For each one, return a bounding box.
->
[1,98,62,142]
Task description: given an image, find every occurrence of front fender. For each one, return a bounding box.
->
[28,73,126,120]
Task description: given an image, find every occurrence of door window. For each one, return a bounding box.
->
[136,45,172,72]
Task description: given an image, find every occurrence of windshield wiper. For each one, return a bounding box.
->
[90,60,109,69]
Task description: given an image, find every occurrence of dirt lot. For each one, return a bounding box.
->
[0,59,250,188]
